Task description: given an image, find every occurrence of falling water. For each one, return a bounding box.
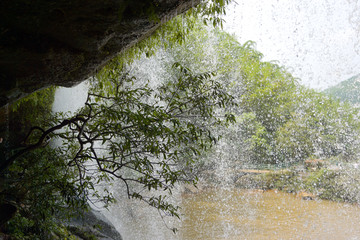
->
[51,76,183,239]
[51,58,360,240]
[52,81,89,114]
[49,1,360,238]
[98,183,183,240]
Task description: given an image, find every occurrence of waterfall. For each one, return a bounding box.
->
[52,81,89,114]
[48,2,360,237]
[51,78,183,239]
[93,52,187,239]
[98,184,182,240]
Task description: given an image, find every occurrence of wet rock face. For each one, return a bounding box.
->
[66,210,123,240]
[0,0,199,107]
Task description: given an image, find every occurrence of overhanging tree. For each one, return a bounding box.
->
[1,0,237,235]
[1,63,236,233]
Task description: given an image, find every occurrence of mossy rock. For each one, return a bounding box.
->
[65,210,122,240]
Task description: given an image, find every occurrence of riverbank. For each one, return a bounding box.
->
[197,164,360,204]
[234,166,360,204]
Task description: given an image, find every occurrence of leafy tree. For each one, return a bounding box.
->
[0,87,82,238]
[3,2,360,237]
[276,87,360,163]
[143,16,360,166]
[1,1,236,236]
[1,63,235,236]
[2,147,85,239]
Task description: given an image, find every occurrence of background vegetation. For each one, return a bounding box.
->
[123,17,360,168]
[2,1,360,238]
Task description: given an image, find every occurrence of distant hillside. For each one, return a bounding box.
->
[323,74,360,104]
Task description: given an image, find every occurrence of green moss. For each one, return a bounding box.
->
[6,86,56,145]
[0,85,56,169]
[67,226,98,240]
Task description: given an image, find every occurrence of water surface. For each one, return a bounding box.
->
[179,188,360,240]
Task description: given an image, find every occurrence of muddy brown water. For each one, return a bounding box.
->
[179,188,360,240]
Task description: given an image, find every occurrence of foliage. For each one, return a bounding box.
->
[236,167,360,204]
[304,167,360,203]
[4,0,360,237]
[62,63,235,217]
[100,15,360,168]
[142,17,360,165]
[234,169,302,191]
[0,87,89,238]
[279,88,360,162]
[0,86,56,147]
[98,0,233,83]
[1,2,237,237]
[10,86,56,114]
[2,63,235,236]
[259,170,302,192]
[304,169,341,201]
[66,226,98,240]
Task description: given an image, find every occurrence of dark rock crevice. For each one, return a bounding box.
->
[0,0,200,107]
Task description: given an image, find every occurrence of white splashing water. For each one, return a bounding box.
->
[51,69,184,240]
[52,81,89,114]
[99,184,182,240]
[49,5,360,236]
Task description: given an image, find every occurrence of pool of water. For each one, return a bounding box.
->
[179,188,360,240]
